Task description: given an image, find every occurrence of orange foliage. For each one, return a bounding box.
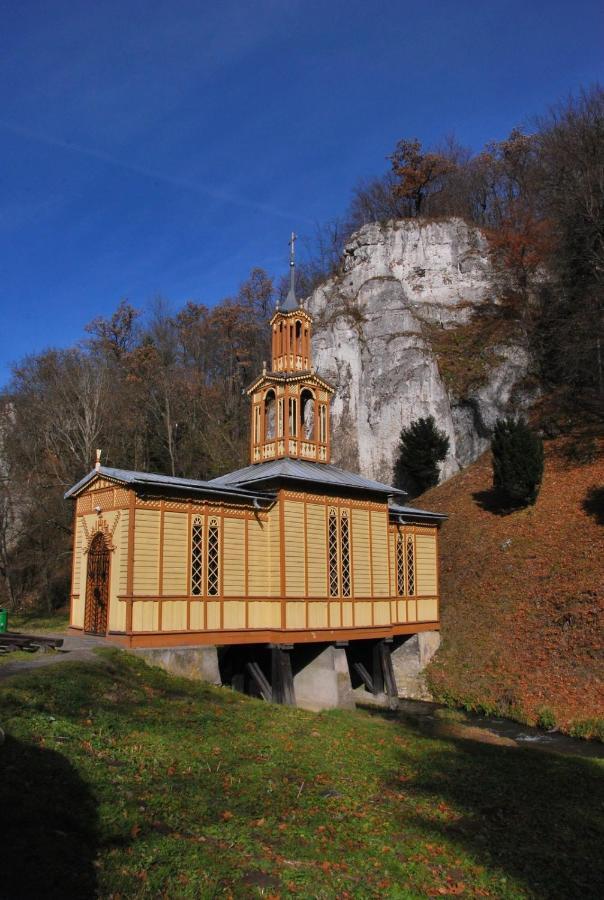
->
[422,434,604,732]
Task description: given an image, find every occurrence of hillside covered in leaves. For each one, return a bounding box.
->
[423,431,603,738]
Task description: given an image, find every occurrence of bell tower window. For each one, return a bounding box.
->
[264,390,276,440]
[300,389,315,440]
[288,397,297,437]
[319,404,327,443]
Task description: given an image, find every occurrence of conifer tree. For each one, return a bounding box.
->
[394,416,450,497]
[491,417,544,507]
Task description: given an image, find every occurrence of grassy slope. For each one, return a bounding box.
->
[0,650,602,899]
[421,436,603,737]
[6,608,70,632]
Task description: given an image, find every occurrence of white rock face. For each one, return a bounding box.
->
[308,218,532,484]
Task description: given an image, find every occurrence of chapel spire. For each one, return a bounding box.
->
[245,234,335,465]
[281,231,298,312]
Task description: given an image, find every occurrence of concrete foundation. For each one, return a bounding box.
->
[293,645,355,711]
[128,631,441,708]
[131,645,221,685]
[391,631,441,700]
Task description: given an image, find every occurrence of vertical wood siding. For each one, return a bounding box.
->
[222,518,245,596]
[133,509,161,595]
[306,503,327,597]
[248,517,269,596]
[351,509,371,597]
[162,512,188,596]
[370,509,389,597]
[268,505,281,597]
[284,500,305,597]
[415,533,438,596]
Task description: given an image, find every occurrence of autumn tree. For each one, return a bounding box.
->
[389,138,456,216]
[535,86,604,396]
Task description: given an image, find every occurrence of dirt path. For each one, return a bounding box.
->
[0,631,106,680]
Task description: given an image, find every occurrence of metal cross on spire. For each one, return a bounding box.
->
[282,231,298,312]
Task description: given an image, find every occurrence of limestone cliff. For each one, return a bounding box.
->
[308,218,534,484]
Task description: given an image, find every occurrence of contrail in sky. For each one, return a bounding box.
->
[0,118,313,224]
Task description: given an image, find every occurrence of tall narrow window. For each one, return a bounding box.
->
[328,508,339,597]
[295,320,302,354]
[254,406,261,444]
[191,516,203,596]
[288,397,297,437]
[319,404,327,443]
[396,532,405,596]
[406,535,415,596]
[277,398,284,437]
[264,390,276,440]
[340,511,351,597]
[207,518,220,596]
[301,389,314,440]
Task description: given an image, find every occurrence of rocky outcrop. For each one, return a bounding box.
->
[308,218,534,484]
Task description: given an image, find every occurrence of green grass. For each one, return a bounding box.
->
[0,648,43,666]
[6,607,69,633]
[1,651,602,899]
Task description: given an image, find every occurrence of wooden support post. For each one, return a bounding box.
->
[352,661,374,693]
[271,646,296,706]
[231,672,245,694]
[379,640,398,699]
[372,642,385,695]
[246,661,272,702]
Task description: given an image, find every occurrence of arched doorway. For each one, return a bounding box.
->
[84,532,110,635]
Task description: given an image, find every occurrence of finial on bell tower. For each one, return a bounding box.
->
[282,232,298,312]
[95,449,102,471]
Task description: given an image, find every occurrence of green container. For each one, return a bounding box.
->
[0,608,7,633]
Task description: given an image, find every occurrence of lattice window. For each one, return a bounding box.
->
[191,516,203,596]
[340,510,351,597]
[396,532,405,596]
[207,517,220,596]
[328,508,339,597]
[406,535,415,596]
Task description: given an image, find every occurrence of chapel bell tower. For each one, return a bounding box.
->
[246,233,334,465]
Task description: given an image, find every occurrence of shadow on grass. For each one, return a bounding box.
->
[583,485,604,525]
[0,734,99,899]
[383,716,604,899]
[472,487,526,516]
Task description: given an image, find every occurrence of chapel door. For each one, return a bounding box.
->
[84,532,110,635]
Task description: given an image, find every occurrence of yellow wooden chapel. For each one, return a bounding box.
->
[66,243,446,702]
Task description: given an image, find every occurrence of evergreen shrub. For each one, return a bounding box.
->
[491,417,544,507]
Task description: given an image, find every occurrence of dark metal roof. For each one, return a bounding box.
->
[208,457,405,497]
[388,501,448,522]
[64,466,275,504]
[65,464,447,522]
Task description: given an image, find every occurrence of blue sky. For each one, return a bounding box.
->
[1,0,602,385]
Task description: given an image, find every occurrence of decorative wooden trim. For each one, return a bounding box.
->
[278,490,286,628]
[368,509,374,625]
[69,507,78,628]
[187,503,192,630]
[244,516,249,628]
[126,490,135,633]
[104,620,439,648]
[158,500,165,595]
[281,490,385,509]
[303,500,309,599]
[436,527,441,624]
